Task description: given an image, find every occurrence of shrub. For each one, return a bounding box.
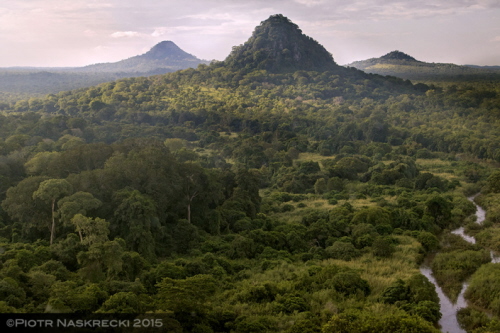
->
[456,307,490,332]
[330,271,370,297]
[325,242,360,261]
[322,308,440,333]
[372,237,395,258]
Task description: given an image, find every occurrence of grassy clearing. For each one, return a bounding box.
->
[297,152,332,163]
[268,195,400,224]
[416,158,454,171]
[218,131,239,138]
[323,236,423,299]
[416,158,462,182]
[432,172,460,181]
[270,197,331,223]
[239,235,422,299]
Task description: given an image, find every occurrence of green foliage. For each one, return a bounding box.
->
[58,192,102,226]
[380,274,440,323]
[224,14,337,73]
[372,236,396,258]
[352,206,392,227]
[274,294,309,313]
[0,277,26,308]
[417,231,440,252]
[287,317,321,333]
[33,179,73,244]
[47,281,108,313]
[325,242,360,261]
[322,308,440,333]
[77,240,124,282]
[0,15,500,327]
[432,249,491,301]
[424,195,453,229]
[465,264,500,315]
[71,214,109,245]
[330,271,370,297]
[457,307,491,332]
[96,292,151,313]
[237,281,278,303]
[230,316,277,333]
[156,274,217,313]
[33,179,73,203]
[112,189,157,258]
[2,176,50,239]
[487,170,500,193]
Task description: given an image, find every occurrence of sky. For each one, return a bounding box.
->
[0,0,499,67]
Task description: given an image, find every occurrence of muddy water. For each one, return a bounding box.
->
[419,196,495,333]
[458,198,500,262]
[451,227,476,244]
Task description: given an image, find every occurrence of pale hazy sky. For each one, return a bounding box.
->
[1,0,499,67]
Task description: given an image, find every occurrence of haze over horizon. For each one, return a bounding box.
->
[1,0,499,68]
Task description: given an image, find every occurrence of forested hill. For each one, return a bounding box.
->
[1,14,500,332]
[348,50,500,81]
[223,14,337,73]
[1,12,499,161]
[1,14,499,162]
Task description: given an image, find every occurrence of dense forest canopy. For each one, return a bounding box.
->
[0,14,500,333]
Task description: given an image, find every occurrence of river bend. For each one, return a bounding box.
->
[419,196,498,333]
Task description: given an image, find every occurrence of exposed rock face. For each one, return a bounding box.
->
[223,14,338,73]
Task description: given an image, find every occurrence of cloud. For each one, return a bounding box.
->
[151,28,168,38]
[86,3,113,9]
[292,0,500,22]
[330,29,410,39]
[294,0,326,7]
[491,36,500,42]
[151,9,265,40]
[110,31,141,38]
[471,0,500,9]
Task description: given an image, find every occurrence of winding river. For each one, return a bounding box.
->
[419,196,500,333]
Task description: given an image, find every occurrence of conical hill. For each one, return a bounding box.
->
[223,14,338,73]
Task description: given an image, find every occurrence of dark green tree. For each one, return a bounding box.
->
[32,179,73,244]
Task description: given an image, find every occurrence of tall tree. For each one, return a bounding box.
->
[2,176,50,239]
[71,214,109,246]
[179,162,207,223]
[113,189,157,259]
[32,179,73,244]
[58,191,102,241]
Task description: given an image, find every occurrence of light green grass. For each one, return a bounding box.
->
[297,152,332,163]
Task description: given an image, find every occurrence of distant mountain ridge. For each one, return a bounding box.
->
[379,51,419,62]
[0,41,209,96]
[77,41,209,73]
[348,51,500,81]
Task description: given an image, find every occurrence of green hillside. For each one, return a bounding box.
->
[0,14,499,332]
